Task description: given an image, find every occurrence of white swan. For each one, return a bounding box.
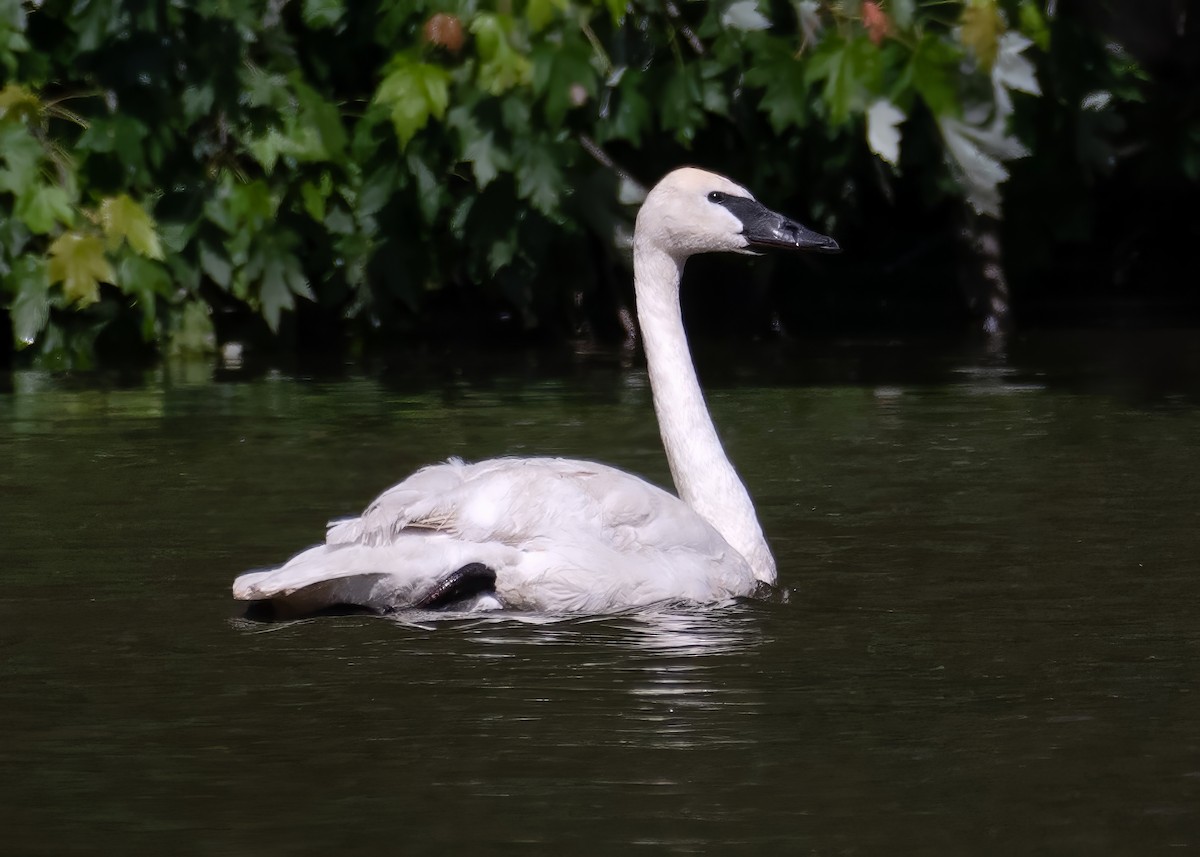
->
[232,167,838,616]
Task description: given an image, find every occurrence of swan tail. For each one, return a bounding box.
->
[232,537,514,617]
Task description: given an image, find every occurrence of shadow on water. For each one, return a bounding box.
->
[2,331,1199,854]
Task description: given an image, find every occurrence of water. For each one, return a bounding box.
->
[2,333,1198,854]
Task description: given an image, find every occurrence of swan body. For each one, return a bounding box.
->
[233,167,838,616]
[234,457,756,614]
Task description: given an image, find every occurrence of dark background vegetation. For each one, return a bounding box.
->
[0,0,1197,370]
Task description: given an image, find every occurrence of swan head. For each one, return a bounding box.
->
[635,167,840,260]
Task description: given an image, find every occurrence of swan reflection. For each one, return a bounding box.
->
[386,600,764,658]
[611,605,767,748]
[388,603,770,748]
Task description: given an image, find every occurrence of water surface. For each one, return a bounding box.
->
[2,333,1198,854]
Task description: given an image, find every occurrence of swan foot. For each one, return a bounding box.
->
[411,563,497,610]
[750,580,790,603]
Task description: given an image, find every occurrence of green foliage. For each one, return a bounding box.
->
[47,232,115,306]
[99,195,164,259]
[0,0,1170,364]
[375,56,451,148]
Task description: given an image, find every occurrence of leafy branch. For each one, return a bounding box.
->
[0,0,1164,364]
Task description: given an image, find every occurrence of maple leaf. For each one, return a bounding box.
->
[796,0,823,45]
[805,34,882,127]
[960,0,1003,70]
[98,194,165,259]
[15,183,74,234]
[302,0,344,30]
[244,231,312,331]
[606,71,652,144]
[938,116,1028,217]
[373,56,451,148]
[0,123,44,198]
[47,232,117,306]
[722,0,771,32]
[525,0,566,33]
[471,14,532,96]
[992,31,1041,98]
[513,139,562,214]
[867,99,905,167]
[6,256,51,347]
[464,131,510,189]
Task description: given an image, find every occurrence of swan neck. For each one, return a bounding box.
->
[633,241,776,584]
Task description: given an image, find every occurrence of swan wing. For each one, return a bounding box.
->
[325,457,731,559]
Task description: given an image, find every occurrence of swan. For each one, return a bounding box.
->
[232,167,839,616]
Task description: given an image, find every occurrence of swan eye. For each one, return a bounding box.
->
[707,191,727,204]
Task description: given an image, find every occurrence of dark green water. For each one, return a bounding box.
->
[2,334,1198,854]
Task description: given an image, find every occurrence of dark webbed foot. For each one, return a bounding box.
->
[413,563,497,610]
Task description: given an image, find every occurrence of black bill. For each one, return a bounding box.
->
[721,196,841,253]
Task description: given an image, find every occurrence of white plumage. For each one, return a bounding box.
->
[235,457,752,613]
[232,167,838,615]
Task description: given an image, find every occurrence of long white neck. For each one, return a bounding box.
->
[633,240,777,584]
